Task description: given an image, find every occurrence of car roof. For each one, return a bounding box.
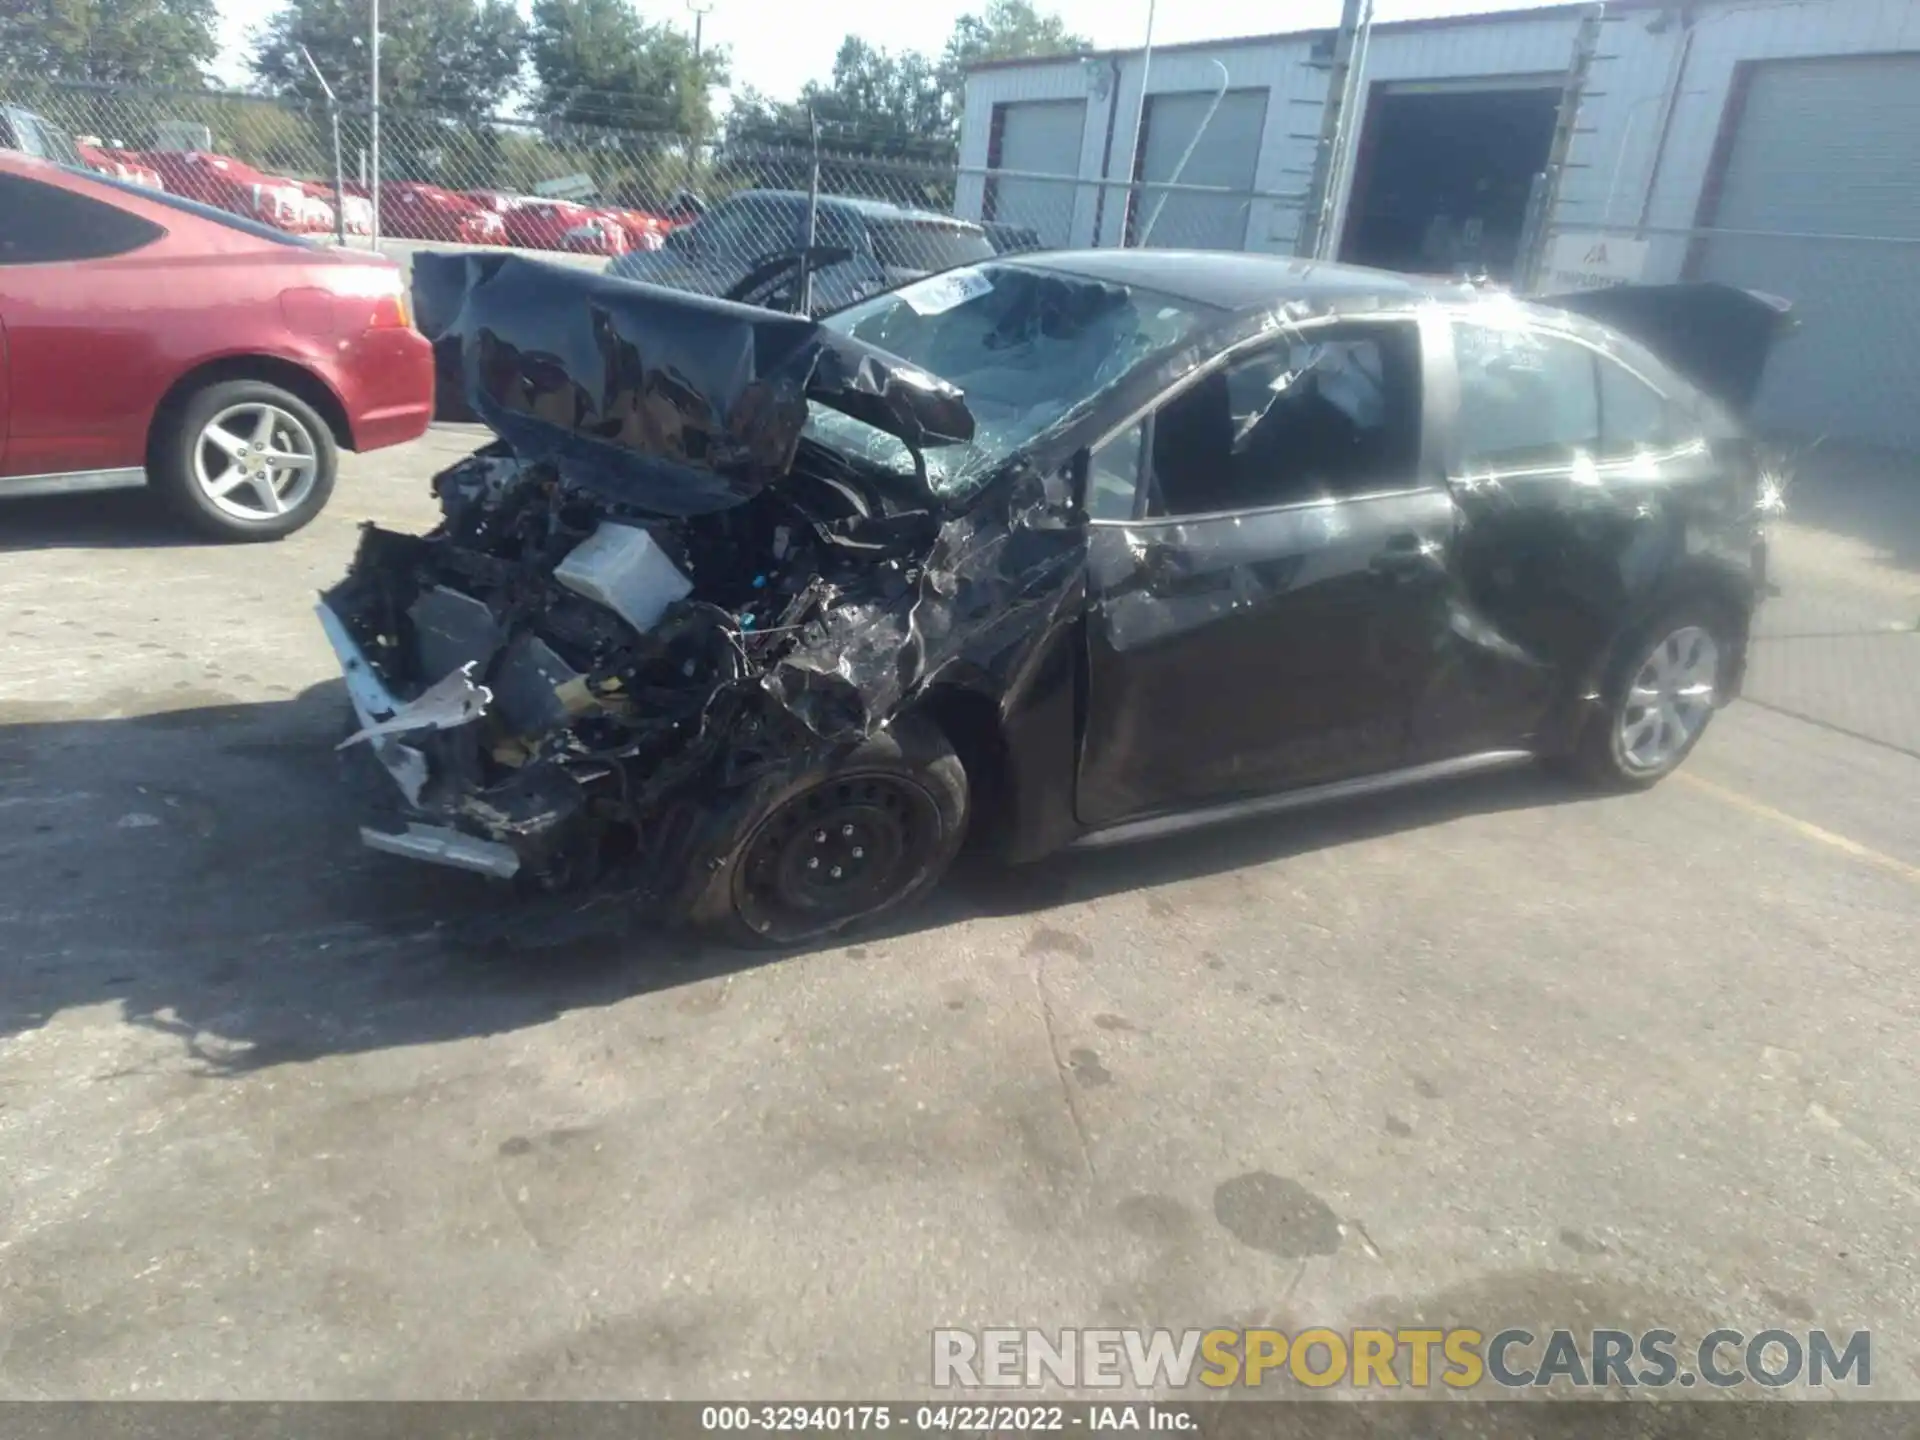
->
[725,189,983,231]
[1010,249,1474,314]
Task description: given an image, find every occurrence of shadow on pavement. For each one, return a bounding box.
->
[0,683,1577,1071]
[0,488,209,553]
[1774,438,1920,575]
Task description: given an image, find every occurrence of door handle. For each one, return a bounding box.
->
[1370,536,1438,582]
[1141,543,1182,587]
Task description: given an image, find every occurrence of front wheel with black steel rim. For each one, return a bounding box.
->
[152,379,338,541]
[688,716,969,948]
[1562,607,1731,789]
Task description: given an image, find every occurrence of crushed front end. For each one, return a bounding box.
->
[321,253,976,901]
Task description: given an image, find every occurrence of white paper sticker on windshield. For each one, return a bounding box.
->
[898,267,993,316]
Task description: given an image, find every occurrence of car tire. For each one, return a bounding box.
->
[152,379,338,542]
[1557,603,1734,790]
[686,714,969,949]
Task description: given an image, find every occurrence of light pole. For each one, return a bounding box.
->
[299,45,348,245]
[1120,0,1156,245]
[687,0,713,60]
[369,0,381,246]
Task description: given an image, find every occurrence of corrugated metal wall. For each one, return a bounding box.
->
[958,36,1326,251]
[1554,0,1920,279]
[1552,0,1920,447]
[959,0,1920,447]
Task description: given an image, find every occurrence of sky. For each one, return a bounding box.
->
[210,0,1552,104]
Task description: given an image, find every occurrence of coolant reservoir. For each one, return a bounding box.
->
[552,522,693,633]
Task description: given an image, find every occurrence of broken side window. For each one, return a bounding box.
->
[1142,322,1424,518]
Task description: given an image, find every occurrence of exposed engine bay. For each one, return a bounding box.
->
[326,434,949,885]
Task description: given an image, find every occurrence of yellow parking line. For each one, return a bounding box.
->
[1677,771,1920,886]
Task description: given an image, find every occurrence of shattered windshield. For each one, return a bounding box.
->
[807,263,1215,499]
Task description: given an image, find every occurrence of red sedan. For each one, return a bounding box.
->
[348,181,506,245]
[0,151,433,540]
[125,149,338,236]
[500,197,595,251]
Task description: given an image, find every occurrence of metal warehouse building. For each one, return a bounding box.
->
[955,0,1920,451]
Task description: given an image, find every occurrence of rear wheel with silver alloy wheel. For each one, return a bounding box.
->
[153,379,338,541]
[1561,607,1732,789]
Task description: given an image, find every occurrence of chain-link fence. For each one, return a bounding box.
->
[1,77,1296,301]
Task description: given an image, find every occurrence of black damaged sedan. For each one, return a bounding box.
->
[320,249,1788,945]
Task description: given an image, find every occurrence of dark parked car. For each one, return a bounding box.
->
[982,221,1045,255]
[0,151,433,539]
[605,189,994,314]
[0,103,84,167]
[320,249,1788,944]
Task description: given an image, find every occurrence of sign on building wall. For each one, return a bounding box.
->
[1540,232,1651,290]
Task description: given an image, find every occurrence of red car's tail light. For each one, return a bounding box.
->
[310,266,415,333]
[368,291,413,330]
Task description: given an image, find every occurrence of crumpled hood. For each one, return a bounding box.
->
[411,251,975,516]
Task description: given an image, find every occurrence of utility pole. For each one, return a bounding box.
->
[369,0,381,247]
[687,0,713,60]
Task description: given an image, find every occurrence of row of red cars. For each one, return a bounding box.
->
[72,140,675,256]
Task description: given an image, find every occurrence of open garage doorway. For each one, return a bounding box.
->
[1339,80,1560,282]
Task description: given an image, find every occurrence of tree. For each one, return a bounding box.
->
[940,0,1088,85]
[0,0,217,89]
[725,1,1087,155]
[249,0,526,121]
[528,0,729,137]
[808,38,948,146]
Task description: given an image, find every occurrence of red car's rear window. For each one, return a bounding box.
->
[76,166,319,248]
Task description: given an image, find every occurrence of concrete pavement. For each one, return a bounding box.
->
[1,432,1915,1400]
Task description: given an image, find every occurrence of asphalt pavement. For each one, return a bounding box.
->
[1,431,1915,1400]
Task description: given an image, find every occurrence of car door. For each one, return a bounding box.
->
[1416,313,1725,761]
[0,169,167,480]
[1075,313,1463,827]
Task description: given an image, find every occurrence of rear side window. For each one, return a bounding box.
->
[1452,322,1598,472]
[82,167,313,248]
[870,220,994,273]
[1597,354,1680,449]
[0,174,164,264]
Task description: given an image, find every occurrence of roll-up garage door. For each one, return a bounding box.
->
[1693,54,1920,450]
[988,99,1087,249]
[1133,88,1269,251]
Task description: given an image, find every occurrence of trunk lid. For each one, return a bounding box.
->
[1537,281,1796,414]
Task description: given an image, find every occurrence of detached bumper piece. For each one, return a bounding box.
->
[360,822,521,879]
